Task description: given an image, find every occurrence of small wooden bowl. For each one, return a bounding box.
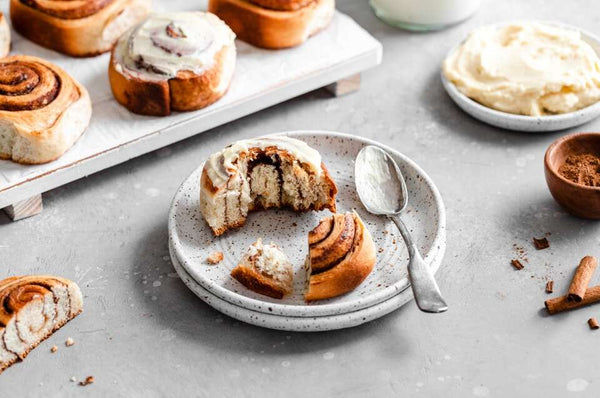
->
[544,132,600,219]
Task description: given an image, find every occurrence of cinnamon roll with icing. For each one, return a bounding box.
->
[109,11,236,116]
[0,55,92,164]
[0,13,10,58]
[0,275,83,374]
[208,0,335,49]
[9,0,151,57]
[200,136,337,236]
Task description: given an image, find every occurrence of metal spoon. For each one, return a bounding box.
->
[355,145,448,313]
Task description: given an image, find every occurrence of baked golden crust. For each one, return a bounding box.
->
[208,0,334,49]
[231,265,288,299]
[0,55,92,164]
[109,38,235,116]
[305,211,376,301]
[247,0,314,11]
[9,0,151,57]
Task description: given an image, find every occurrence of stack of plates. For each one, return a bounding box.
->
[168,131,446,332]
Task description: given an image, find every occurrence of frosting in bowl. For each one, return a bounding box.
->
[114,11,235,81]
[443,23,600,116]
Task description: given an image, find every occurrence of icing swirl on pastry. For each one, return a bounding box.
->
[205,137,323,186]
[115,12,236,81]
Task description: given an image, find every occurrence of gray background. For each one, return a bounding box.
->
[2,0,600,396]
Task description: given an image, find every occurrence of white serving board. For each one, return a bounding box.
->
[0,2,382,209]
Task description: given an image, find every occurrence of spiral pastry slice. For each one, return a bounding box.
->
[9,0,151,57]
[0,275,83,373]
[109,11,236,116]
[208,0,334,49]
[0,13,10,58]
[0,55,92,164]
[305,211,376,301]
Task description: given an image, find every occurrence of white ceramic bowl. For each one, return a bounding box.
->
[441,22,600,132]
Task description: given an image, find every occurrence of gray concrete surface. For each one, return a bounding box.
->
[2,0,600,396]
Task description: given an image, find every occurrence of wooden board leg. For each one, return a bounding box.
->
[3,195,43,221]
[325,73,361,97]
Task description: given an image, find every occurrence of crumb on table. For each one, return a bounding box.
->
[79,376,94,386]
[50,345,58,353]
[65,337,75,347]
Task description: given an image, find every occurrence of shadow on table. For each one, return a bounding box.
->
[131,222,413,359]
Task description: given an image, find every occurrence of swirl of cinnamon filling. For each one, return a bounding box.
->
[0,60,60,112]
[18,0,114,19]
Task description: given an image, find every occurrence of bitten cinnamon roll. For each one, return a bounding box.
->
[0,13,10,58]
[305,211,376,301]
[208,0,334,49]
[9,0,151,57]
[109,11,236,116]
[0,55,92,164]
[0,275,83,374]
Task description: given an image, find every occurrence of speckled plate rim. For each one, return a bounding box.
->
[441,21,600,132]
[169,240,414,332]
[168,130,446,317]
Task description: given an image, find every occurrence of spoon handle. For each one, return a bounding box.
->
[389,214,448,313]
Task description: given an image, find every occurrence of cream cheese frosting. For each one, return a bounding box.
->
[205,136,323,186]
[114,11,235,81]
[443,23,600,116]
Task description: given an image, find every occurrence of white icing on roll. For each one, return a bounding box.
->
[206,137,323,186]
[114,11,235,81]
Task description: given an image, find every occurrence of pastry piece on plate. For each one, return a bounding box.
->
[200,136,337,236]
[305,211,376,301]
[9,0,151,57]
[208,0,334,49]
[231,239,293,299]
[0,55,92,164]
[109,11,236,116]
[0,13,10,58]
[0,275,83,374]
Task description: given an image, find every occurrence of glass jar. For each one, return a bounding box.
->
[370,0,481,31]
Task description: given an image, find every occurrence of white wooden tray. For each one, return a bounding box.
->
[0,2,381,219]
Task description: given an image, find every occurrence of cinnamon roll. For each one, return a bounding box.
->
[208,0,334,49]
[0,13,9,58]
[0,55,92,164]
[0,275,83,374]
[109,11,236,116]
[200,136,337,236]
[9,0,151,57]
[305,211,376,301]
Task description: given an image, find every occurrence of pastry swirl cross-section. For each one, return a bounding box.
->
[9,0,151,57]
[0,275,83,374]
[0,55,92,164]
[109,11,237,116]
[200,136,338,236]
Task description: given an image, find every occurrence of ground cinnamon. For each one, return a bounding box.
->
[558,153,600,187]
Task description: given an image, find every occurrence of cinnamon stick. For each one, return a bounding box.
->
[568,256,598,302]
[545,285,600,315]
[589,318,600,330]
[545,280,553,294]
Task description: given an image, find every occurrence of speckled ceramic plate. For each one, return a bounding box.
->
[169,240,415,331]
[441,22,600,132]
[168,131,446,318]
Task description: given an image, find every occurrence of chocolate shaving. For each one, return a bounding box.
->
[533,237,550,250]
[511,259,524,270]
